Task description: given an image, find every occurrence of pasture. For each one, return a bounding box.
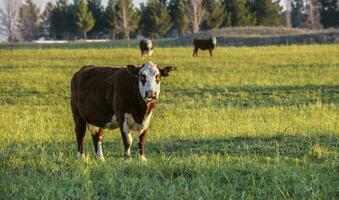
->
[0,45,338,199]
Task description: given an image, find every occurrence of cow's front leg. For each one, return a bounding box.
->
[120,119,133,161]
[138,130,147,162]
[193,48,198,56]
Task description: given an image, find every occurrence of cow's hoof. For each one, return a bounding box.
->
[76,152,85,159]
[124,155,132,162]
[97,156,105,162]
[140,155,147,163]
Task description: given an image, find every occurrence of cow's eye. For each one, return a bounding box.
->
[139,75,146,84]
[155,75,160,84]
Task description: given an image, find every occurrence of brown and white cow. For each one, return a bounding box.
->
[193,36,217,57]
[70,62,173,161]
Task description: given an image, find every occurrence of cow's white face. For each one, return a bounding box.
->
[146,39,152,49]
[138,62,161,102]
[212,37,217,45]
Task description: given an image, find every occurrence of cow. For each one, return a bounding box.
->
[139,39,154,59]
[193,36,217,57]
[70,62,173,162]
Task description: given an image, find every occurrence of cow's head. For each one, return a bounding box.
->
[127,62,173,102]
[211,36,217,45]
[146,39,152,49]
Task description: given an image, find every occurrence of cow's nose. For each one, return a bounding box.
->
[145,90,157,98]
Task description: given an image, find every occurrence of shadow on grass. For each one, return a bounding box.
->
[271,63,339,68]
[149,134,338,158]
[1,134,337,161]
[163,84,339,108]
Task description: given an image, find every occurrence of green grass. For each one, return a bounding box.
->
[0,45,338,199]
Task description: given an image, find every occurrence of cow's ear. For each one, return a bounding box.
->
[160,66,174,77]
[126,65,139,77]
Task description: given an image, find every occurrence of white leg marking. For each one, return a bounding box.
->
[123,119,133,160]
[77,152,84,159]
[140,155,147,162]
[125,134,133,157]
[96,142,105,161]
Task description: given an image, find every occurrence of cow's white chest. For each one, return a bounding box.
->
[124,112,152,133]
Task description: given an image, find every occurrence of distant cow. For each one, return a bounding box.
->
[193,36,217,57]
[139,39,154,59]
[70,62,173,162]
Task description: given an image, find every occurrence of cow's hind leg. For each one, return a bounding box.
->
[88,125,105,161]
[75,117,86,159]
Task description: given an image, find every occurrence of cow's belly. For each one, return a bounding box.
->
[87,115,119,134]
[124,113,152,133]
[104,115,119,129]
[86,113,152,134]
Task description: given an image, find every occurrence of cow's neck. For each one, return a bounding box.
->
[128,82,156,124]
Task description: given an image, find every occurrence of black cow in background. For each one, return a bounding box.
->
[193,36,217,57]
[139,39,154,59]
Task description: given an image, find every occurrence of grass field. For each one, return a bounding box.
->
[0,45,338,199]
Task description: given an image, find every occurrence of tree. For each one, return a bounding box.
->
[140,0,172,38]
[251,0,281,26]
[202,0,226,30]
[115,0,139,39]
[230,0,255,26]
[75,0,95,39]
[50,0,69,39]
[305,0,322,28]
[18,0,41,41]
[105,0,118,39]
[291,0,307,27]
[186,0,205,33]
[318,0,339,28]
[169,0,189,37]
[283,0,292,27]
[87,0,105,36]
[40,2,54,39]
[0,0,21,42]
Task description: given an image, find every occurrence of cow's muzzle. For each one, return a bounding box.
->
[145,90,157,102]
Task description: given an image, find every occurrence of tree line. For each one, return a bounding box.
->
[0,0,338,42]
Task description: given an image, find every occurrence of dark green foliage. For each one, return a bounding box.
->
[105,0,118,39]
[318,0,339,28]
[87,0,106,36]
[115,0,139,39]
[140,0,172,38]
[40,2,54,39]
[49,0,72,39]
[223,0,256,26]
[18,0,40,41]
[250,0,281,26]
[169,0,190,37]
[291,0,307,27]
[202,0,226,30]
[75,0,95,39]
